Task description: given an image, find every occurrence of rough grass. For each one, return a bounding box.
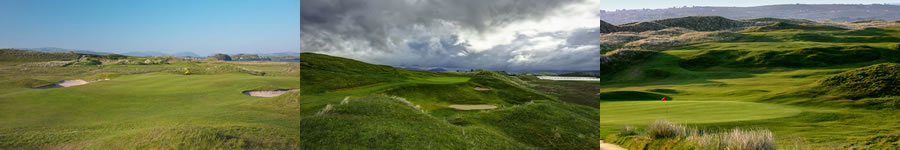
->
[300,96,531,149]
[818,63,900,98]
[609,120,778,150]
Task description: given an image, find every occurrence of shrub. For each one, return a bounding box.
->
[614,120,780,150]
[618,125,638,136]
[646,120,688,139]
[693,129,776,150]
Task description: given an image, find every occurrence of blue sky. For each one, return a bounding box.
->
[0,0,299,56]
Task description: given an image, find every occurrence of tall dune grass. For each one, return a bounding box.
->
[627,120,779,150]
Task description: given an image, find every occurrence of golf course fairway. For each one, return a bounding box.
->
[597,101,801,124]
[0,58,301,149]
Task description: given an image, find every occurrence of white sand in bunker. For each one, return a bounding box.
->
[473,87,491,91]
[448,104,497,110]
[34,80,90,89]
[242,89,298,97]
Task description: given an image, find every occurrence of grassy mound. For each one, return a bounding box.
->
[600,49,660,78]
[385,82,505,105]
[746,22,846,32]
[819,63,900,99]
[0,49,80,62]
[299,53,432,93]
[467,71,554,104]
[462,101,606,149]
[681,46,886,69]
[299,96,530,149]
[742,17,820,25]
[619,22,668,32]
[652,16,749,31]
[596,91,670,101]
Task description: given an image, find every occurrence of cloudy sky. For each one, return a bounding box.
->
[301,0,897,72]
[301,0,604,72]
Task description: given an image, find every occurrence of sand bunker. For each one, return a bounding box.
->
[34,80,89,89]
[474,87,491,91]
[599,140,626,150]
[448,104,497,110]
[242,89,298,97]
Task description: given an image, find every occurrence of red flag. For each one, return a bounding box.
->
[661,97,666,101]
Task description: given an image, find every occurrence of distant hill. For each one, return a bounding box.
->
[257,52,300,57]
[170,52,201,58]
[121,51,170,57]
[598,4,900,24]
[17,47,109,55]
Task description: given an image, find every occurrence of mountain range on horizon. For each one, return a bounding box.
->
[11,47,299,58]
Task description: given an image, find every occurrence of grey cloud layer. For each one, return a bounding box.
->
[301,0,601,72]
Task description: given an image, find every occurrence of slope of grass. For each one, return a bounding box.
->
[300,96,530,149]
[652,16,749,31]
[818,63,900,98]
[680,45,891,69]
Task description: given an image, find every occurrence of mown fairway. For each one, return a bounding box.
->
[598,101,800,124]
[0,54,300,149]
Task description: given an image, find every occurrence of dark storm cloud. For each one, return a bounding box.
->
[300,0,600,71]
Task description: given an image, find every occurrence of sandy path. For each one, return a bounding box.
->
[34,80,90,89]
[447,104,497,110]
[599,140,626,150]
[242,89,298,97]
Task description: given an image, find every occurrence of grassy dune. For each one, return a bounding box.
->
[0,52,300,149]
[300,53,611,149]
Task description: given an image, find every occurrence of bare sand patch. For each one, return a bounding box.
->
[34,80,89,89]
[242,89,298,97]
[599,140,626,150]
[474,87,491,91]
[448,104,497,110]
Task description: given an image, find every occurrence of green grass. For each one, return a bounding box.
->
[0,53,299,149]
[299,53,605,149]
[585,26,900,149]
[597,101,800,124]
[300,96,531,149]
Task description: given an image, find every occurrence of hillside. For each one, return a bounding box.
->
[597,4,900,24]
[819,63,900,99]
[299,53,612,149]
[651,16,750,31]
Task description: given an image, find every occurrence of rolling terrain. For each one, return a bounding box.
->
[0,49,300,149]
[577,17,900,149]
